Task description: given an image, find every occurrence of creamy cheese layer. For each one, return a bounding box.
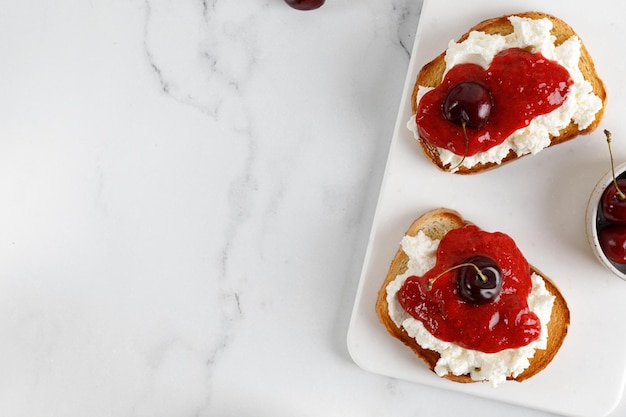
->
[408,15,603,172]
[386,230,555,386]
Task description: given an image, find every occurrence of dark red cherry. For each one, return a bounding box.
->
[457,256,502,304]
[602,179,626,224]
[599,225,626,264]
[284,0,325,10]
[443,81,493,129]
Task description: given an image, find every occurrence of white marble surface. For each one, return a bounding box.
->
[1,1,624,416]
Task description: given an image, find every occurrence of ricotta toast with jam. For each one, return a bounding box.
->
[376,208,570,386]
[408,12,606,174]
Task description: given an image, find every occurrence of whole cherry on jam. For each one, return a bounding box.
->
[599,225,626,264]
[284,0,325,10]
[427,255,503,305]
[442,81,493,130]
[457,256,503,304]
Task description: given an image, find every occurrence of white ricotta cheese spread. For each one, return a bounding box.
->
[386,230,555,386]
[407,15,603,173]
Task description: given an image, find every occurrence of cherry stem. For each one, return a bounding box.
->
[426,262,488,291]
[605,129,626,201]
[449,118,468,171]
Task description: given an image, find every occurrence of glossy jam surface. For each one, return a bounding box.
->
[397,225,541,353]
[416,48,573,156]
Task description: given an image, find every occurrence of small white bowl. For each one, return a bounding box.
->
[586,161,626,280]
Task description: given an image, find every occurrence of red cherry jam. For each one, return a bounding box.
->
[397,225,540,353]
[416,48,573,156]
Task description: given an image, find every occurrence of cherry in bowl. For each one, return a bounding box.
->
[601,179,626,224]
[586,154,626,280]
[599,225,626,264]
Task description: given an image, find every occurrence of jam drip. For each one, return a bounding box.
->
[397,225,541,353]
[416,48,573,156]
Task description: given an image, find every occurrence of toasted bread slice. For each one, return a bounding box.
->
[411,11,607,174]
[375,208,570,383]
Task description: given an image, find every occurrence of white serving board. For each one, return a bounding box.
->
[347,0,626,416]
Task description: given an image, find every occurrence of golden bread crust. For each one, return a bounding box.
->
[375,208,570,383]
[410,11,607,174]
